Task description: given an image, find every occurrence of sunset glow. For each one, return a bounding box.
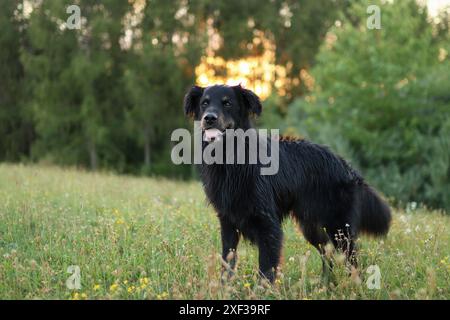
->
[195,30,292,100]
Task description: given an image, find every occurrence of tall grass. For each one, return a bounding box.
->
[0,164,448,299]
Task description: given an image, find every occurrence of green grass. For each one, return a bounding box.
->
[0,163,449,300]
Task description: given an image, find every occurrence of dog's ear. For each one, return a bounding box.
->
[234,85,262,116]
[183,85,204,118]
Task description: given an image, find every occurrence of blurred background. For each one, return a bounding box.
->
[0,0,449,211]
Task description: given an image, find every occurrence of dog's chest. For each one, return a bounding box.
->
[200,164,257,220]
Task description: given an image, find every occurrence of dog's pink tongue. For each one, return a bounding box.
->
[204,129,222,141]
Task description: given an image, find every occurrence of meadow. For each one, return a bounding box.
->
[0,163,448,300]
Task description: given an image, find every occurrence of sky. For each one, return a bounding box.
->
[426,0,450,16]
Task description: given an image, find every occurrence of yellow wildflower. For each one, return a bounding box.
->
[139,277,149,286]
[109,283,119,292]
[156,292,168,300]
[93,284,100,291]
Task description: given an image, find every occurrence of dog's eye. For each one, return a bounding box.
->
[223,101,232,107]
[201,100,209,107]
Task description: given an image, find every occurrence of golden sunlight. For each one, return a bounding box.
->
[195,30,292,100]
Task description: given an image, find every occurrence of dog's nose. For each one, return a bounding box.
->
[203,113,218,125]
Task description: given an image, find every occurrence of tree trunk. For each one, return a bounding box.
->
[87,139,98,171]
[144,125,151,167]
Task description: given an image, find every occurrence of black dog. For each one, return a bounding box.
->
[183,84,391,282]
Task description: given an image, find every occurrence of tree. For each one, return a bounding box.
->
[124,46,184,170]
[22,0,130,170]
[0,0,32,161]
[287,0,450,210]
[122,0,206,176]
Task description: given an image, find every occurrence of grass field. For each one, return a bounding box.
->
[0,163,449,300]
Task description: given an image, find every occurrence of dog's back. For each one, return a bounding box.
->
[273,139,391,237]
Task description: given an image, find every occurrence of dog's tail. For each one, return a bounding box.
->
[357,184,391,236]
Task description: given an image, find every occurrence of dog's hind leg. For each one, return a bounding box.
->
[325,226,358,270]
[300,224,335,284]
[219,217,240,282]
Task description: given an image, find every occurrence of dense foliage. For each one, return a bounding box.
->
[284,0,450,209]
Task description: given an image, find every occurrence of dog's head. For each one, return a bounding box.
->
[183,84,262,142]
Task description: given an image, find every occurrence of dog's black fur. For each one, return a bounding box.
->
[184,84,391,282]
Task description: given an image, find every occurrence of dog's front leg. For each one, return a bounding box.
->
[219,217,240,282]
[256,219,283,283]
